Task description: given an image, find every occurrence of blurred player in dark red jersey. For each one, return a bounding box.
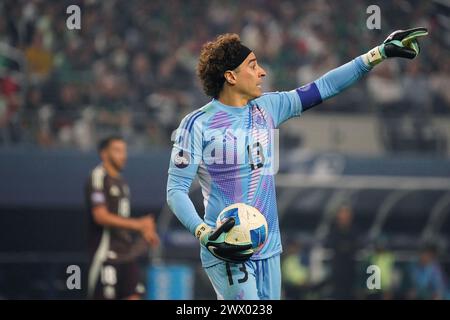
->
[85,136,159,299]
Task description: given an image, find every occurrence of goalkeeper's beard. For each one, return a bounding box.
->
[108,156,125,173]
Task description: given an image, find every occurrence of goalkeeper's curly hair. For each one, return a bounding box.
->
[197,33,243,99]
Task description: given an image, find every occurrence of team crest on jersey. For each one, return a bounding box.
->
[254,114,266,129]
[110,185,120,197]
[174,150,190,169]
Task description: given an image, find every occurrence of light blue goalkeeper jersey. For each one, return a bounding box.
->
[167,56,371,268]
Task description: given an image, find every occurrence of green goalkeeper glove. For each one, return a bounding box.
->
[195,218,254,263]
[363,27,428,67]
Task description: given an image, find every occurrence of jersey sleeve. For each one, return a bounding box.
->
[254,90,303,128]
[167,112,205,234]
[256,56,372,128]
[167,112,203,179]
[87,169,107,207]
[315,56,372,100]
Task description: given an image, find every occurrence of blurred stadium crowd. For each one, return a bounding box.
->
[0,0,449,150]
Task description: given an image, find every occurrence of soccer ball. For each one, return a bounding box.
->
[216,203,268,253]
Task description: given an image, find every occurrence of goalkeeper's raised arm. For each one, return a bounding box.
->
[292,27,429,113]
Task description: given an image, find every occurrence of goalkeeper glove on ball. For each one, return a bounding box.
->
[195,218,254,263]
[364,27,428,66]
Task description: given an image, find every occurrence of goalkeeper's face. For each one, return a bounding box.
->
[104,140,127,172]
[232,52,266,100]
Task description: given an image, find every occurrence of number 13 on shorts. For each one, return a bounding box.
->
[205,255,281,300]
[206,261,259,300]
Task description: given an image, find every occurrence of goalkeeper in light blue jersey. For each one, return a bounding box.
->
[166,28,427,300]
